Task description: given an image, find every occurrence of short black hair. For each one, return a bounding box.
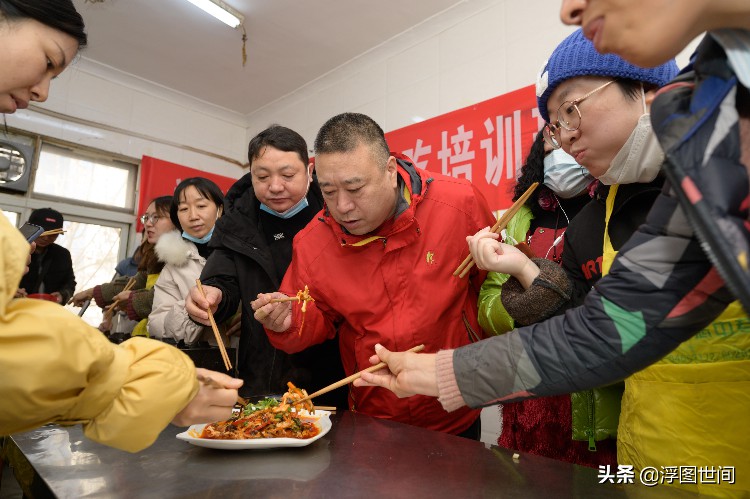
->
[248,125,308,166]
[0,0,87,49]
[169,177,225,231]
[314,113,390,168]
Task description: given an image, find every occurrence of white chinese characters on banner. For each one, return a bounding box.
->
[403,139,431,170]
[438,125,475,181]
[401,108,538,187]
[386,84,538,211]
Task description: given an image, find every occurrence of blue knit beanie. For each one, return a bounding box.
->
[536,29,679,123]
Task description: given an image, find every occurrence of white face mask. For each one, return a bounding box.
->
[543,149,593,199]
[597,114,664,185]
[598,85,664,186]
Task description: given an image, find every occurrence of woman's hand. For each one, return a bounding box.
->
[354,344,439,398]
[112,290,132,311]
[171,368,243,427]
[466,227,540,288]
[69,288,94,306]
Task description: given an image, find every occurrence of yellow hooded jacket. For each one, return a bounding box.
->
[0,214,199,452]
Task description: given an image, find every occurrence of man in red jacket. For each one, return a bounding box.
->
[252,112,494,438]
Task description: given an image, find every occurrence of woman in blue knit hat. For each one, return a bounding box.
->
[473,32,678,470]
[473,28,678,468]
[473,29,749,495]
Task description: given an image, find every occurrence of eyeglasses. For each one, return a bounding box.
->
[139,214,162,225]
[543,80,616,149]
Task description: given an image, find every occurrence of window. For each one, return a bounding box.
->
[2,210,19,226]
[58,219,126,327]
[0,132,140,328]
[34,144,136,210]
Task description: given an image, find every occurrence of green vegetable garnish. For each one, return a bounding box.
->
[241,397,279,417]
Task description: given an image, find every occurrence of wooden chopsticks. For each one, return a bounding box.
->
[269,296,301,304]
[104,276,137,314]
[40,228,65,237]
[453,182,539,279]
[195,279,232,371]
[296,344,425,404]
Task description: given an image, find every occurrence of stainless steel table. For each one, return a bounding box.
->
[5,412,695,498]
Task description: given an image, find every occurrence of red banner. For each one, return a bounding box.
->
[138,156,238,231]
[385,84,542,212]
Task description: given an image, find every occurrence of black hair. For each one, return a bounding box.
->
[248,124,309,167]
[314,113,390,168]
[169,178,225,231]
[0,0,87,49]
[513,130,553,218]
[615,78,657,101]
[150,195,172,217]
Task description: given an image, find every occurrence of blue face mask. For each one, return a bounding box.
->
[543,149,593,199]
[260,196,309,219]
[182,226,215,244]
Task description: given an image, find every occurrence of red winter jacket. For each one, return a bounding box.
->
[266,155,494,435]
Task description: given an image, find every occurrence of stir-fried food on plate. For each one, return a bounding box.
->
[199,382,319,440]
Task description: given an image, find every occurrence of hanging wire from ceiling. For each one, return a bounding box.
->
[240,24,247,67]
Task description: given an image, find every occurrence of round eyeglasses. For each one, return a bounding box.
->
[543,80,616,149]
[139,214,162,225]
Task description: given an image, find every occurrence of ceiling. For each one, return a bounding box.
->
[72,0,464,116]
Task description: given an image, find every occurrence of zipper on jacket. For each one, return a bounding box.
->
[586,389,597,452]
[462,313,481,343]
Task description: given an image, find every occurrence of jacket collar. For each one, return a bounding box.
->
[323,153,428,247]
[211,172,324,252]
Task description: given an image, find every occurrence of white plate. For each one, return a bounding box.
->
[176,411,332,450]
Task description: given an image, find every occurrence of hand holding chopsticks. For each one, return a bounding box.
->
[196,279,232,371]
[171,368,244,427]
[104,276,137,314]
[295,344,425,405]
[453,182,538,278]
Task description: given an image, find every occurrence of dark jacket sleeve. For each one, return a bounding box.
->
[127,288,155,321]
[58,248,76,304]
[200,248,241,323]
[452,189,735,408]
[500,258,572,326]
[560,225,593,308]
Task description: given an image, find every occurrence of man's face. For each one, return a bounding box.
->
[34,233,58,249]
[559,0,707,67]
[250,145,312,213]
[316,142,399,236]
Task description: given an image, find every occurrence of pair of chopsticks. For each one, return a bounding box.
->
[453,182,539,278]
[295,344,425,405]
[40,228,65,237]
[195,279,232,372]
[104,276,137,314]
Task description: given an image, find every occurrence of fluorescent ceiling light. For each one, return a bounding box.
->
[184,0,244,28]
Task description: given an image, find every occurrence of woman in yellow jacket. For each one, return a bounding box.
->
[0,0,241,453]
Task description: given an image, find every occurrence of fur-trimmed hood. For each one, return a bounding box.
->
[154,230,195,267]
